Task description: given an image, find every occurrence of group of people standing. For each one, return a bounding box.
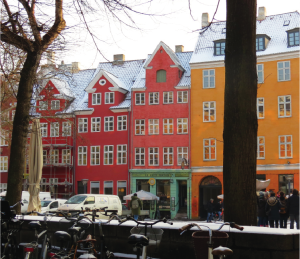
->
[257,188,299,229]
[206,199,224,222]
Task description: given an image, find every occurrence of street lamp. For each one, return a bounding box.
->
[286,175,293,197]
[81,179,89,194]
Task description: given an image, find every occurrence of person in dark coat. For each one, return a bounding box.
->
[257,192,267,227]
[129,193,142,220]
[206,199,214,222]
[215,200,222,221]
[266,191,280,228]
[279,191,288,228]
[287,189,299,229]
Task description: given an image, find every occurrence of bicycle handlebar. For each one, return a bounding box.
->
[109,215,173,226]
[229,222,244,231]
[10,200,24,209]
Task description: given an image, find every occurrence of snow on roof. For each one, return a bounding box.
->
[176,52,193,87]
[190,11,300,64]
[110,99,131,110]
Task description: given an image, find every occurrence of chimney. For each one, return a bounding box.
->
[257,7,266,21]
[47,51,55,65]
[202,13,209,28]
[72,62,80,73]
[175,45,184,53]
[113,54,125,65]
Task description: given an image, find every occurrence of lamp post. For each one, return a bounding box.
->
[81,179,89,194]
[286,175,293,197]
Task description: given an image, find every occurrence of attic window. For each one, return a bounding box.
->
[214,40,225,56]
[160,49,163,53]
[256,35,270,51]
[99,79,106,86]
[51,100,60,110]
[287,29,299,47]
[283,20,290,26]
[222,28,226,34]
[156,70,166,83]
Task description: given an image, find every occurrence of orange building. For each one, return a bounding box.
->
[190,9,299,219]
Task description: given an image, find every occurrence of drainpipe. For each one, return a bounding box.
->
[188,86,191,219]
[128,109,131,202]
[73,113,76,195]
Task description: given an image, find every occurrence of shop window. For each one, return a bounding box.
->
[90,181,100,194]
[136,180,150,192]
[157,180,170,209]
[279,175,294,196]
[104,181,113,194]
[117,181,127,203]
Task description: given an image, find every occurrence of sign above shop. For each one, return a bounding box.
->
[148,178,155,185]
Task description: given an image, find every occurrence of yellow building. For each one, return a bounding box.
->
[190,9,299,219]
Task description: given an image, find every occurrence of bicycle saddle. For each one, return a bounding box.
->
[128,234,149,246]
[54,231,71,242]
[28,221,41,230]
[212,246,233,256]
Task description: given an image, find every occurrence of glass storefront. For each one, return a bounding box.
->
[157,180,170,209]
[279,174,294,195]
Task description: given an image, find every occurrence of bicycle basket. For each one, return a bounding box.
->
[130,226,163,246]
[192,231,228,259]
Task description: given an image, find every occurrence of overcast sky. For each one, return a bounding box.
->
[54,0,299,69]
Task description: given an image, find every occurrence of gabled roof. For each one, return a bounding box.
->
[143,41,185,71]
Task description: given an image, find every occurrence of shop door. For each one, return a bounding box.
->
[179,181,187,208]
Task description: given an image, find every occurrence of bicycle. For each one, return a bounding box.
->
[179,222,244,259]
[107,215,173,259]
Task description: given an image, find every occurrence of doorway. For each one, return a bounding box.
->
[178,180,187,209]
[199,176,222,219]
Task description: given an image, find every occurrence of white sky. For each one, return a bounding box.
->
[56,0,300,69]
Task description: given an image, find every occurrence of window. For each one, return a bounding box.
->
[135,148,145,166]
[39,101,48,110]
[163,147,173,165]
[203,70,215,88]
[163,92,173,104]
[288,30,299,47]
[117,116,127,131]
[91,118,101,132]
[279,175,294,195]
[156,69,166,83]
[0,131,8,146]
[149,147,159,166]
[0,183,7,192]
[40,123,47,137]
[78,146,87,165]
[278,96,291,117]
[105,92,114,104]
[51,100,60,110]
[62,149,71,164]
[148,119,159,135]
[117,145,127,165]
[104,117,114,131]
[90,182,100,194]
[163,119,173,134]
[135,93,145,105]
[104,181,113,195]
[27,124,32,138]
[203,102,216,122]
[0,156,8,172]
[117,181,127,203]
[177,147,188,165]
[104,145,113,165]
[90,146,100,165]
[43,150,47,164]
[203,138,216,161]
[214,41,225,55]
[50,122,59,137]
[135,119,145,135]
[279,135,292,158]
[78,118,88,133]
[92,93,101,105]
[257,137,265,159]
[256,37,265,51]
[62,122,71,136]
[177,91,188,103]
[149,92,159,105]
[177,118,188,134]
[11,110,15,121]
[278,61,290,81]
[50,149,59,164]
[257,64,264,84]
[156,180,170,207]
[257,98,264,119]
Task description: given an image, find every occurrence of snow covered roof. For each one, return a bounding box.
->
[190,11,300,64]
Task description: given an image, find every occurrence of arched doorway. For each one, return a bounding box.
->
[199,176,222,219]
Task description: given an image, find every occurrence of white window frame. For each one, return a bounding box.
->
[203,69,215,88]
[104,181,113,194]
[257,98,264,119]
[11,110,15,121]
[90,146,100,165]
[117,181,127,203]
[148,119,159,135]
[104,117,114,132]
[257,64,264,84]
[149,92,159,105]
[39,101,48,110]
[163,147,173,166]
[0,156,8,172]
[278,95,291,118]
[78,146,87,166]
[62,121,72,136]
[135,119,145,135]
[279,135,293,159]
[117,116,127,131]
[78,118,88,133]
[40,123,48,137]
[92,93,101,105]
[51,100,60,110]
[203,101,216,122]
[105,92,114,104]
[177,118,188,134]
[90,181,100,194]
[163,91,173,104]
[50,122,59,137]
[104,145,113,165]
[203,138,216,161]
[50,149,59,164]
[62,149,72,164]
[117,145,127,165]
[135,148,145,166]
[91,117,101,132]
[277,61,290,82]
[149,147,159,166]
[163,118,173,134]
[0,131,8,146]
[43,150,48,164]
[177,147,188,165]
[257,137,265,159]
[135,93,145,105]
[0,183,7,192]
[177,91,188,103]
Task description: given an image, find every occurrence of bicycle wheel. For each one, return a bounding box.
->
[40,237,48,259]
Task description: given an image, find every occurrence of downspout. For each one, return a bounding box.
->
[73,112,76,195]
[188,85,191,219]
[131,96,134,193]
[128,108,131,201]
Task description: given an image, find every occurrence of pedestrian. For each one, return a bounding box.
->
[264,192,270,227]
[129,193,142,221]
[257,191,267,227]
[279,191,288,228]
[215,200,222,221]
[266,191,280,228]
[206,198,214,222]
[287,189,299,229]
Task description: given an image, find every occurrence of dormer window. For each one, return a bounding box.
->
[39,101,48,110]
[256,35,270,51]
[156,70,166,83]
[51,100,60,110]
[287,29,299,47]
[214,40,225,56]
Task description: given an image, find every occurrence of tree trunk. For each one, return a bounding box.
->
[6,50,42,214]
[223,0,258,225]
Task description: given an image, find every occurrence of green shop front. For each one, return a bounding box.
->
[129,169,191,219]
